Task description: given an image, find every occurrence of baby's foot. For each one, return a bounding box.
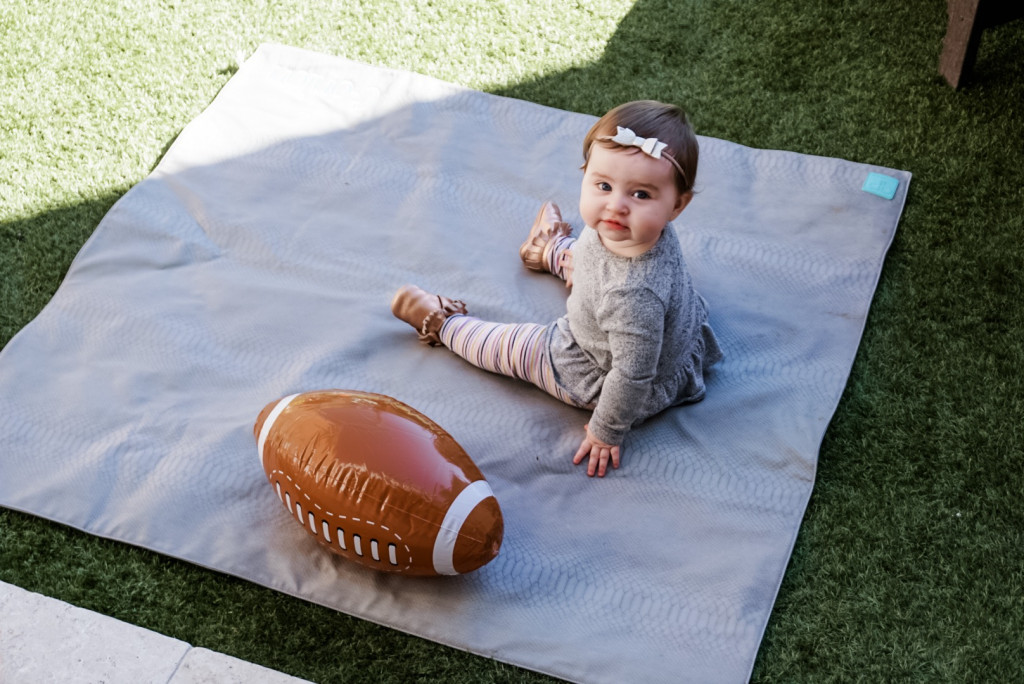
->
[390,285,467,346]
[519,201,571,275]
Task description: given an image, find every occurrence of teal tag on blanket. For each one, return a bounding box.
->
[862,172,899,200]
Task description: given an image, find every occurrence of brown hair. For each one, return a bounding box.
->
[582,100,698,194]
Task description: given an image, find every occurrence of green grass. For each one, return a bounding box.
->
[2,0,1023,681]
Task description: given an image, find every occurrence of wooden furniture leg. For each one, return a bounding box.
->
[940,0,984,88]
[939,0,1024,88]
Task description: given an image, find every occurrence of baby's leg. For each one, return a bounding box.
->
[550,236,575,284]
[520,201,575,284]
[439,315,583,407]
[526,231,575,283]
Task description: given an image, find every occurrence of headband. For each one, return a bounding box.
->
[598,126,688,187]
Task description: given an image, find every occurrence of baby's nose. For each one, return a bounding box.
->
[607,193,629,212]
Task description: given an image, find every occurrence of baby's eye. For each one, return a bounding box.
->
[633,190,651,200]
[597,181,612,191]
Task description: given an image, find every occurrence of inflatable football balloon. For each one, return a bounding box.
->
[254,390,503,576]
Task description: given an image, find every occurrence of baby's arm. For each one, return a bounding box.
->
[577,288,665,472]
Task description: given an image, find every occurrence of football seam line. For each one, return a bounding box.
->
[271,470,413,569]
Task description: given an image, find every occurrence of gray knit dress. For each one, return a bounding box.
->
[547,225,723,445]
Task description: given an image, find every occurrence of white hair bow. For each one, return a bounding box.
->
[608,126,668,159]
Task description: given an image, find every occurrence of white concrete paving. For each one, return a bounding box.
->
[0,581,313,684]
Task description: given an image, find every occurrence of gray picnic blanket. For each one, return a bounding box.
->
[0,44,908,683]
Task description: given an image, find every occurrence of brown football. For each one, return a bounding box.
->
[254,390,503,576]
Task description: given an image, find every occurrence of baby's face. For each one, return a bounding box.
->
[580,144,690,258]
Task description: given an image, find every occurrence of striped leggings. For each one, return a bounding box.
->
[437,234,583,407]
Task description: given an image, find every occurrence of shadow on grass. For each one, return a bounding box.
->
[1,193,127,347]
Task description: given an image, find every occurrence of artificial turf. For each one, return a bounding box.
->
[2,0,1022,681]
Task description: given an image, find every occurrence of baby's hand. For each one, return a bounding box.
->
[572,425,620,477]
